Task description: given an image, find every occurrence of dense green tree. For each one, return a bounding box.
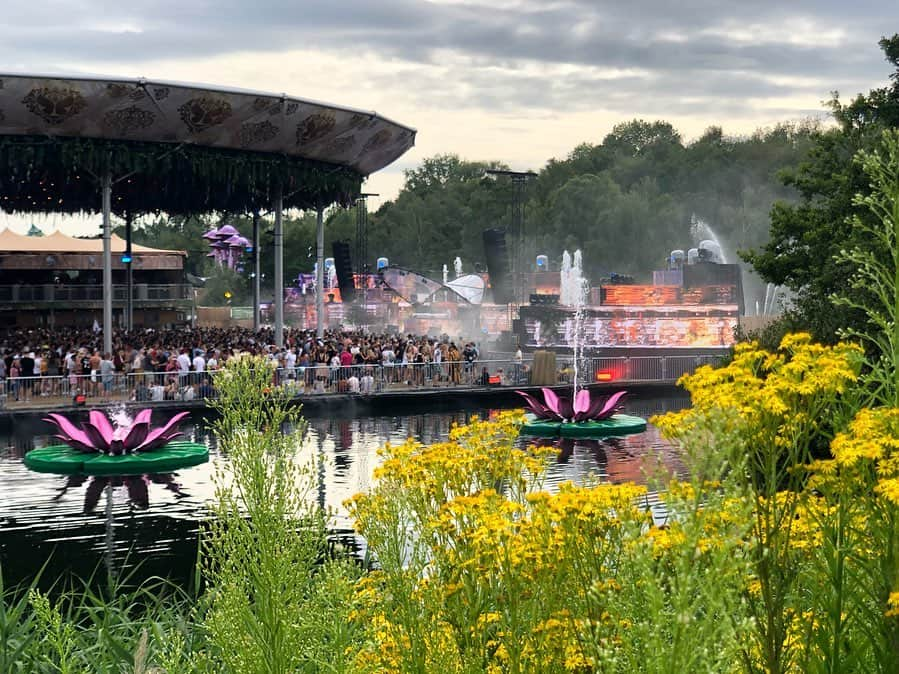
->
[368,155,513,275]
[200,266,249,306]
[744,34,899,342]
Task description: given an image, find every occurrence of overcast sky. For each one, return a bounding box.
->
[1,0,897,233]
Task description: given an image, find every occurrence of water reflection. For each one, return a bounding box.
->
[0,393,690,588]
[55,474,188,514]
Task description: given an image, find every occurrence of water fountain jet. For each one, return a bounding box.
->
[518,249,646,438]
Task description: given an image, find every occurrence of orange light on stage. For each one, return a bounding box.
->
[596,370,614,382]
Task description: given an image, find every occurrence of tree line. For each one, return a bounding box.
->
[131,118,815,306]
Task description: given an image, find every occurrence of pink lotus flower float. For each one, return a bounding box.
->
[516,389,646,438]
[44,410,189,455]
[25,410,208,476]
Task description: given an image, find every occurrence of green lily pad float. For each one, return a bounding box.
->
[519,416,562,437]
[24,441,209,475]
[521,413,646,438]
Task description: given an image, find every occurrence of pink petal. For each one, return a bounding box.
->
[51,433,95,453]
[121,409,154,451]
[142,430,184,452]
[134,412,190,452]
[583,397,608,419]
[122,422,150,452]
[558,396,574,421]
[132,409,154,426]
[89,410,115,445]
[81,423,111,452]
[596,391,628,419]
[541,388,563,419]
[44,414,94,450]
[515,391,552,419]
[574,389,591,414]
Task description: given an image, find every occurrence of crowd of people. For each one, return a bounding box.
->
[0,326,522,403]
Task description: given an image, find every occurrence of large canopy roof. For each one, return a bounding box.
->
[0,74,416,216]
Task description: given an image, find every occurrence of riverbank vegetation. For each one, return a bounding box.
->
[6,319,898,672]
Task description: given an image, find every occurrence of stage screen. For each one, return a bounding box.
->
[519,305,737,348]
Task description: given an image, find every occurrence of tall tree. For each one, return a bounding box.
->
[369,155,513,275]
[744,35,899,342]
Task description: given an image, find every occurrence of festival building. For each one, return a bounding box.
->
[0,227,189,328]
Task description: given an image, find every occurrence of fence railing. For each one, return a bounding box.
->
[0,284,192,304]
[0,354,726,409]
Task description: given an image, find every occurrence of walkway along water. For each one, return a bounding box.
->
[0,353,723,416]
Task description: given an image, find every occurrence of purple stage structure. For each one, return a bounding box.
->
[203,224,250,270]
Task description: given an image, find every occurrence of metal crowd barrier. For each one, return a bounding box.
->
[0,354,727,409]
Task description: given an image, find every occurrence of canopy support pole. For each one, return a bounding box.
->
[274,185,284,348]
[316,206,324,340]
[101,171,113,357]
[252,212,260,332]
[125,213,133,332]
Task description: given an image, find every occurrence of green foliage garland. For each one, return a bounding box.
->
[0,134,363,216]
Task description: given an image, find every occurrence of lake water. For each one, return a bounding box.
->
[0,393,689,588]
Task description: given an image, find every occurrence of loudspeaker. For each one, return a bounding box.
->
[683,262,744,313]
[482,228,513,304]
[332,240,355,302]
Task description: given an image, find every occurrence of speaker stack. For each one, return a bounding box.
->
[331,240,356,302]
[482,228,513,304]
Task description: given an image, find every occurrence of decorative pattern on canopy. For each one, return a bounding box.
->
[0,74,416,215]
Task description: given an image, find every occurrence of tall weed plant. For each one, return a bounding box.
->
[834,128,899,405]
[202,354,358,674]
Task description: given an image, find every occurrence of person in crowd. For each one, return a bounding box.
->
[480,366,490,386]
[513,343,523,384]
[192,349,205,375]
[100,352,115,401]
[462,342,477,383]
[285,347,297,380]
[134,379,151,402]
[44,349,60,397]
[177,348,191,384]
[163,379,179,401]
[89,349,101,397]
[8,358,20,401]
[19,351,35,402]
[206,350,219,372]
[360,370,374,395]
[448,342,461,384]
[198,378,215,399]
[132,348,144,376]
[347,373,360,393]
[79,348,91,388]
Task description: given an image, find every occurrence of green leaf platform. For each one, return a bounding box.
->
[521,413,647,438]
[24,441,209,475]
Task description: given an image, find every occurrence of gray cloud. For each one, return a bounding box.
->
[0,0,896,122]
